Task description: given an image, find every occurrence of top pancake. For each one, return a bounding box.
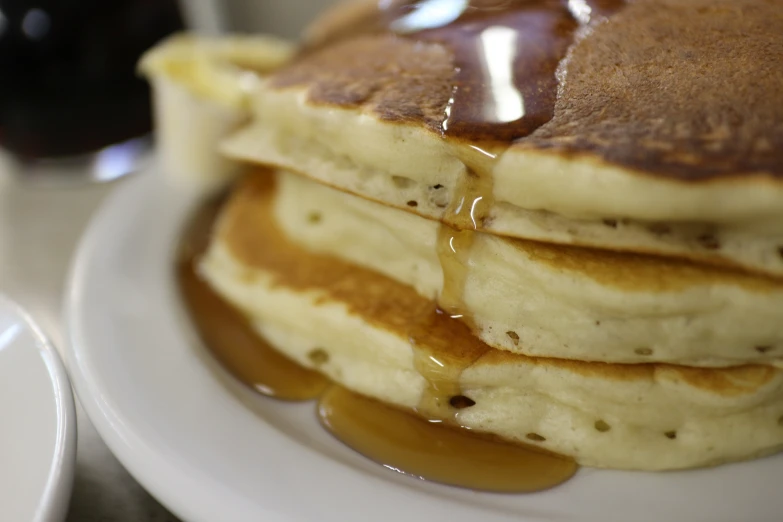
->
[269,0,783,181]
[216,0,783,278]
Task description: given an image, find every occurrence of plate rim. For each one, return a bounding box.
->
[0,294,77,522]
[63,172,220,522]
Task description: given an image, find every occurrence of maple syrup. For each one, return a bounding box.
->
[319,385,577,492]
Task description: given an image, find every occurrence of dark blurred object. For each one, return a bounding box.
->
[0,0,183,162]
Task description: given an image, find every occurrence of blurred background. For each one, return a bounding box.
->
[0,0,335,183]
[226,0,335,36]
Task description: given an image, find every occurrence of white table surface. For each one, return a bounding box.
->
[0,166,179,521]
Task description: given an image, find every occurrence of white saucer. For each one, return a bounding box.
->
[65,166,783,522]
[0,296,76,522]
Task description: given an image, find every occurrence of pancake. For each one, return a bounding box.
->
[198,174,783,470]
[220,0,783,277]
[270,169,783,367]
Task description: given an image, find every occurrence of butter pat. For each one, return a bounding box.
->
[139,33,295,193]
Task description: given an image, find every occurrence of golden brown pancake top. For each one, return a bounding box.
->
[520,0,783,180]
[213,171,780,395]
[267,0,783,180]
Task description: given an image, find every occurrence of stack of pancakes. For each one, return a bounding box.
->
[149,0,783,470]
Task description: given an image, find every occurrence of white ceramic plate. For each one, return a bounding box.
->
[65,167,783,522]
[0,296,76,522]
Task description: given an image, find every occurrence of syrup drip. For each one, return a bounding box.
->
[435,145,499,320]
[409,306,489,421]
[423,143,500,416]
